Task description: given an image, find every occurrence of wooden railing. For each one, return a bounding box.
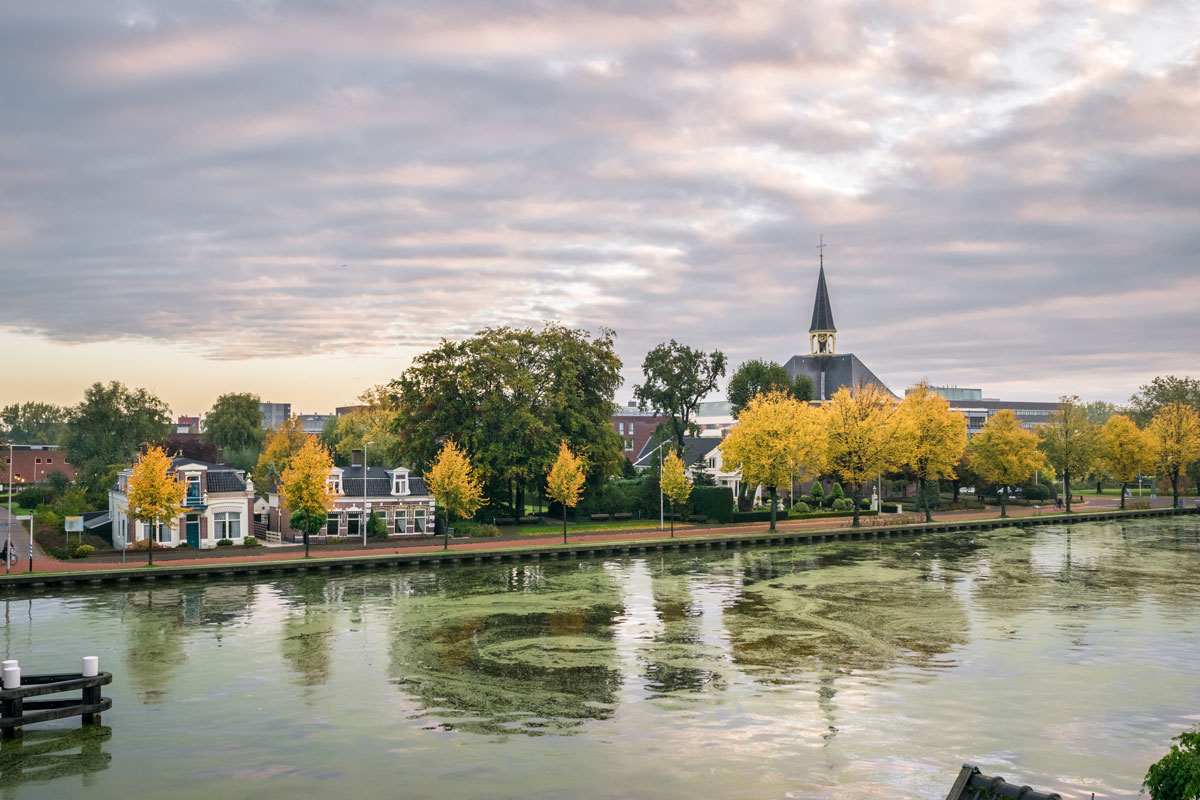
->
[1,660,112,739]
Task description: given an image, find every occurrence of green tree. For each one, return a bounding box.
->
[659,449,693,537]
[125,446,188,567]
[1085,400,1119,426]
[968,410,1046,517]
[322,408,402,467]
[202,393,265,455]
[1144,725,1200,800]
[1129,375,1200,426]
[390,324,623,513]
[634,340,726,455]
[546,440,586,543]
[62,382,171,499]
[0,401,68,445]
[1037,396,1098,512]
[727,359,813,417]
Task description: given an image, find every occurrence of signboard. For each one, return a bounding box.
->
[65,516,84,532]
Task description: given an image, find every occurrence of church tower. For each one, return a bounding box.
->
[809,238,836,355]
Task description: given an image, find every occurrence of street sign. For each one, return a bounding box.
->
[65,516,84,532]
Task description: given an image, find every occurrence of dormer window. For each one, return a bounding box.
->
[327,475,342,494]
[392,475,408,495]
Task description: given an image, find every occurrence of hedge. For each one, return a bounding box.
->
[731,509,882,523]
[691,486,734,523]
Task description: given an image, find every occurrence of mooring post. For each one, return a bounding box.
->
[2,661,22,739]
[81,656,101,725]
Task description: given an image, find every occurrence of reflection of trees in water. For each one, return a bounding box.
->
[386,563,624,736]
[0,725,112,796]
[642,565,727,695]
[278,577,337,689]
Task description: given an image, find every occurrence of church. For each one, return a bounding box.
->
[784,252,896,401]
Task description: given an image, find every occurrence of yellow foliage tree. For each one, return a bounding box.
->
[278,438,340,557]
[1098,414,1155,510]
[897,382,968,522]
[252,417,310,500]
[125,445,188,566]
[968,409,1046,517]
[546,440,586,543]
[720,390,824,530]
[1037,395,1098,513]
[659,449,693,537]
[1147,401,1200,507]
[822,383,903,526]
[426,439,487,549]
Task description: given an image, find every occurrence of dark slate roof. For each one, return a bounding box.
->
[784,353,898,401]
[632,437,719,469]
[339,467,429,498]
[809,264,836,332]
[206,470,248,494]
[945,764,1063,800]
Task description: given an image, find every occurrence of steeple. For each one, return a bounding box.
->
[809,235,836,355]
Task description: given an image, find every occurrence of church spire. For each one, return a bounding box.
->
[809,235,836,355]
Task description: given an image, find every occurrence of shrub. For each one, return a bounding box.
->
[830,482,844,501]
[243,536,260,548]
[860,498,871,510]
[1127,500,1152,510]
[1143,725,1200,800]
[367,512,389,539]
[880,502,901,513]
[72,545,95,558]
[16,486,53,508]
[859,512,924,527]
[216,538,234,547]
[810,482,824,506]
[793,501,811,514]
[130,538,163,550]
[34,505,60,528]
[1023,484,1054,501]
[470,524,502,538]
[831,498,847,511]
[691,486,734,524]
[731,511,775,522]
[49,546,71,560]
[327,536,344,544]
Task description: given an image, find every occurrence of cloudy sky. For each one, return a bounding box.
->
[2,0,1198,415]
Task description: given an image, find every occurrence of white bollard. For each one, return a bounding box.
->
[82,656,99,677]
[1,659,16,671]
[3,666,19,689]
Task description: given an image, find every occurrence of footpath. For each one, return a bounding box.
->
[0,496,1185,579]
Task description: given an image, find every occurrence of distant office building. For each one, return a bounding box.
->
[335,405,368,416]
[175,415,200,434]
[259,402,291,430]
[297,413,333,435]
[694,401,735,437]
[916,386,1061,434]
[610,403,668,459]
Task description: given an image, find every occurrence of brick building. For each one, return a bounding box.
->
[610,403,668,461]
[3,444,76,486]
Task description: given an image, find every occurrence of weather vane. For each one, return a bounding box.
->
[817,233,826,264]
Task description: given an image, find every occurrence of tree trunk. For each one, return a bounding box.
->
[1172,472,1180,508]
[1120,481,1127,510]
[148,518,154,566]
[951,477,960,505]
[768,488,777,532]
[562,504,567,544]
[851,484,861,527]
[1064,471,1072,512]
[515,485,526,517]
[669,500,674,537]
[921,477,932,523]
[1096,479,1102,494]
[999,494,1007,518]
[303,514,310,558]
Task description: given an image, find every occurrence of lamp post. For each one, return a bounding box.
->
[5,440,12,575]
[643,439,671,531]
[362,440,375,546]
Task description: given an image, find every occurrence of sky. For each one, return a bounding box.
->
[1,0,1198,417]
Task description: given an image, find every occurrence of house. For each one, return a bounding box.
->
[109,457,256,549]
[632,436,743,496]
[267,449,436,540]
[4,444,77,487]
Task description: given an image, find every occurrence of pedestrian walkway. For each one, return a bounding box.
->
[0,505,38,573]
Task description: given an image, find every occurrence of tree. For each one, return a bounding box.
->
[202,393,264,456]
[125,446,187,567]
[822,383,904,527]
[252,418,310,500]
[1037,396,1097,512]
[62,382,171,499]
[968,410,1046,517]
[321,407,402,467]
[0,402,68,445]
[722,390,825,530]
[896,382,968,522]
[390,324,623,514]
[425,440,486,550]
[1129,375,1200,426]
[1143,725,1200,800]
[727,360,813,417]
[1085,400,1119,426]
[1098,415,1155,510]
[1147,402,1200,508]
[546,440,586,543]
[634,340,726,454]
[659,449,693,537]
[278,439,340,558]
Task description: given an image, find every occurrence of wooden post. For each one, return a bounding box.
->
[82,656,100,725]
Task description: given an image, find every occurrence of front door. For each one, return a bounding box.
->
[185,515,200,548]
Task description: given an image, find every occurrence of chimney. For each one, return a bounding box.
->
[351,448,363,467]
[216,446,224,465]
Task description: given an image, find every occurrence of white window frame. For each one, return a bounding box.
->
[214,511,242,539]
[394,509,407,535]
[393,476,408,495]
[414,507,427,534]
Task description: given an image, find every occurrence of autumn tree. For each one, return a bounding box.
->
[278,438,340,558]
[727,360,813,417]
[252,417,310,500]
[720,390,824,530]
[896,382,968,522]
[634,340,726,454]
[546,440,586,543]
[426,440,486,549]
[822,383,903,527]
[1098,415,1155,510]
[125,446,188,566]
[659,449,693,537]
[968,410,1046,517]
[321,406,403,468]
[1147,402,1200,508]
[1037,396,1097,512]
[62,382,171,499]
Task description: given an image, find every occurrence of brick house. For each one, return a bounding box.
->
[4,445,76,487]
[610,403,668,462]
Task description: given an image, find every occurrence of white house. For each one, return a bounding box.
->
[267,450,437,540]
[109,457,256,550]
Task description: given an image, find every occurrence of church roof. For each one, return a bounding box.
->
[809,264,836,333]
[784,353,897,401]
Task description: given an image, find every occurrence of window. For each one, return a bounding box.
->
[414,508,427,534]
[394,509,407,534]
[144,522,169,543]
[35,458,41,464]
[214,511,242,539]
[393,475,408,495]
[46,458,53,464]
[618,422,625,434]
[327,475,341,494]
[624,439,633,451]
[186,475,201,503]
[326,516,339,536]
[347,512,362,536]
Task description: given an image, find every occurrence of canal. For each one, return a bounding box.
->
[2,517,1197,799]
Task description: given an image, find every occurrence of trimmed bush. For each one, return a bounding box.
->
[1023,484,1054,501]
[794,509,879,520]
[831,498,847,511]
[327,536,344,544]
[691,486,734,524]
[472,524,502,538]
[216,538,234,547]
[243,536,260,548]
[793,501,810,514]
[16,486,53,508]
[810,482,824,505]
[731,511,775,522]
[860,498,871,510]
[830,482,844,502]
[880,502,901,513]
[72,545,95,558]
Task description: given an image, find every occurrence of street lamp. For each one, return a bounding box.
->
[362,440,375,546]
[5,440,13,575]
[643,439,671,531]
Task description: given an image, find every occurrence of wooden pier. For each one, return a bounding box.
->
[0,659,112,739]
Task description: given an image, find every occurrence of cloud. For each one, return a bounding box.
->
[0,0,1197,406]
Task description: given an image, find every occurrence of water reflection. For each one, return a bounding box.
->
[0,726,111,798]
[278,578,336,689]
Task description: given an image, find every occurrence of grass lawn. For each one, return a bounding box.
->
[516,518,695,536]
